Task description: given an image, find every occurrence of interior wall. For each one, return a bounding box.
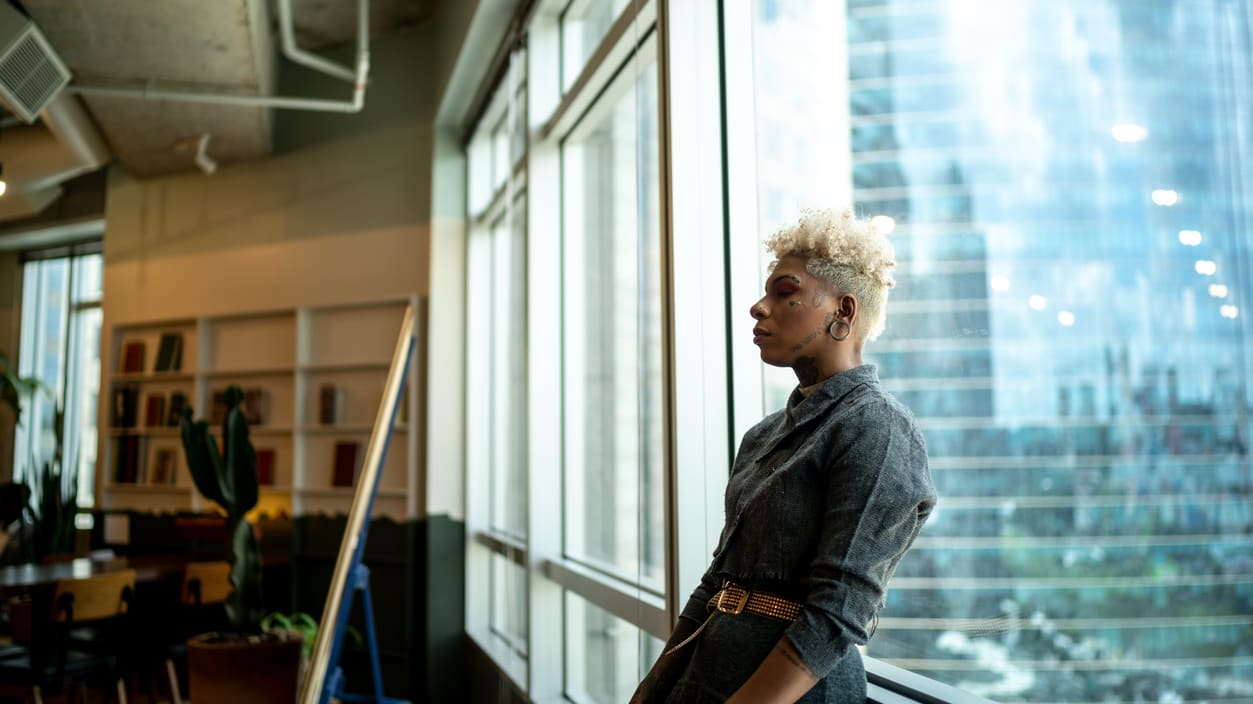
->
[101,26,439,499]
[104,26,437,318]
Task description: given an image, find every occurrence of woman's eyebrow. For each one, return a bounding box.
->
[767,274,802,292]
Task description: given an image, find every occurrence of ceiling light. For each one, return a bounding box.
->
[1195,260,1217,276]
[1220,305,1239,319]
[1151,189,1179,206]
[1057,310,1075,326]
[1178,230,1202,246]
[989,275,1011,292]
[871,215,896,234]
[1111,124,1148,142]
[1028,295,1047,311]
[1209,284,1228,298]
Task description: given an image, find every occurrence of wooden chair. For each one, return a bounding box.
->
[151,562,231,704]
[0,568,136,704]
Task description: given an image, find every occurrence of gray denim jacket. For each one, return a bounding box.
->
[679,364,935,678]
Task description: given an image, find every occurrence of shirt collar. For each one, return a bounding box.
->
[785,364,880,428]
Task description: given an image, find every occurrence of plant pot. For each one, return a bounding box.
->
[187,630,302,704]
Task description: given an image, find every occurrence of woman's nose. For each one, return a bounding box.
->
[750,300,767,320]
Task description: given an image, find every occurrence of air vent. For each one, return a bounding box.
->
[0,5,70,123]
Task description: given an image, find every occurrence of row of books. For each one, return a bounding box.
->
[111,387,271,429]
[119,332,184,374]
[112,388,187,428]
[111,443,356,488]
[111,383,403,429]
[112,438,179,485]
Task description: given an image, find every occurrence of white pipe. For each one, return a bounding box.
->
[40,93,110,171]
[68,82,365,113]
[276,0,359,83]
[65,0,370,114]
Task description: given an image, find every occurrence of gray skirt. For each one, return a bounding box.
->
[664,611,866,704]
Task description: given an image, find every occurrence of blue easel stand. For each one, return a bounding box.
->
[325,564,410,704]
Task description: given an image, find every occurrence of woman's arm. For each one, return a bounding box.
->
[724,637,818,704]
[629,617,701,704]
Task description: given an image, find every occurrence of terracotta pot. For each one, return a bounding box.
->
[187,631,302,704]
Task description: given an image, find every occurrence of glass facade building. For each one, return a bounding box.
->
[750,0,1252,700]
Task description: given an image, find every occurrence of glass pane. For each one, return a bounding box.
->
[490,553,528,655]
[15,259,70,480]
[746,1,852,410]
[746,1,1253,701]
[66,306,101,508]
[489,201,528,537]
[562,65,663,586]
[492,115,510,194]
[469,129,493,215]
[74,253,102,302]
[560,0,631,92]
[511,55,528,166]
[564,591,663,704]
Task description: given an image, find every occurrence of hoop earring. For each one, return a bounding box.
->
[828,319,851,342]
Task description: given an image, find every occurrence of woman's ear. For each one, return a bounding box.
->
[839,294,858,324]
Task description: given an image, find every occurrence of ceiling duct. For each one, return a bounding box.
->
[0,1,70,123]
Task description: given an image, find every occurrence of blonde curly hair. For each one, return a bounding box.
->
[764,208,897,342]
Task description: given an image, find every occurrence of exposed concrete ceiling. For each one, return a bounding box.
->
[17,0,436,178]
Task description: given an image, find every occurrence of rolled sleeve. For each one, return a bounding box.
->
[783,402,934,677]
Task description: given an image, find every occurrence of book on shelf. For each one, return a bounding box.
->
[154,332,184,372]
[211,387,268,425]
[210,390,227,425]
[319,384,343,425]
[242,387,269,426]
[120,341,146,374]
[331,441,360,487]
[167,392,187,426]
[113,435,142,483]
[256,448,276,486]
[111,386,139,428]
[143,393,166,428]
[149,448,177,485]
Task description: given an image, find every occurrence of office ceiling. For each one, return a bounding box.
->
[19,0,437,178]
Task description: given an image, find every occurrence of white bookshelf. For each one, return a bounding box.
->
[100,295,422,521]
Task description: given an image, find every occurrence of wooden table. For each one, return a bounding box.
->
[0,553,194,595]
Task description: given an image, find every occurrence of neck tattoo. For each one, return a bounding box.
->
[794,356,821,387]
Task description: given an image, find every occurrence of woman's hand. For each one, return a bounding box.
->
[723,637,818,704]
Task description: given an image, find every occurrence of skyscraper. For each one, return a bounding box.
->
[752,0,1252,700]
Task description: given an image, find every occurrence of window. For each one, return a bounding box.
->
[466,54,530,676]
[732,0,1253,701]
[14,244,103,509]
[561,63,664,589]
[465,2,667,701]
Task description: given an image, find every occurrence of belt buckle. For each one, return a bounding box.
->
[716,586,748,615]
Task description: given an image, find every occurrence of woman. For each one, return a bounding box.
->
[632,209,936,703]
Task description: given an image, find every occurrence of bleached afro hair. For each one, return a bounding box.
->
[764,208,897,342]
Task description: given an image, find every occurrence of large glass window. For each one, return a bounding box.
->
[466,53,530,670]
[740,1,1253,702]
[465,3,666,701]
[561,64,664,588]
[14,245,103,508]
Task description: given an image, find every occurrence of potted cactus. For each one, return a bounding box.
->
[180,386,301,703]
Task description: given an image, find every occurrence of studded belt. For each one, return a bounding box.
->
[708,580,804,621]
[663,580,804,656]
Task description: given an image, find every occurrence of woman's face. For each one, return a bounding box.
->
[750,255,838,368]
